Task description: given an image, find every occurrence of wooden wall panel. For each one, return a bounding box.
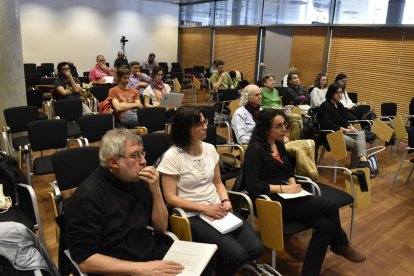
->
[214,28,258,83]
[327,28,414,117]
[180,28,211,69]
[290,27,328,88]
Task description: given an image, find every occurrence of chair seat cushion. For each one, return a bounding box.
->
[0,205,34,230]
[317,183,354,207]
[38,111,48,120]
[33,156,53,175]
[283,221,311,236]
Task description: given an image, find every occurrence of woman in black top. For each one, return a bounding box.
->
[319,83,370,169]
[244,109,366,276]
[285,72,310,105]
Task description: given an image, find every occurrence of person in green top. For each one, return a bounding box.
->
[209,60,234,92]
[260,74,303,141]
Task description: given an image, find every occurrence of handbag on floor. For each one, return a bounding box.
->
[240,262,280,276]
[0,184,12,213]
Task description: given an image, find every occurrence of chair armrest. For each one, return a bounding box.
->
[366,146,385,158]
[258,194,271,200]
[217,143,245,164]
[146,226,179,241]
[215,120,231,144]
[64,250,88,276]
[50,181,63,215]
[321,129,334,133]
[317,165,356,197]
[172,207,187,217]
[295,175,321,196]
[348,120,373,127]
[228,191,254,229]
[17,183,45,246]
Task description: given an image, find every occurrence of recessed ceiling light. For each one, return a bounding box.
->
[343,10,359,14]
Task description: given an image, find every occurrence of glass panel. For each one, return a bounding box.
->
[262,0,331,24]
[334,0,389,24]
[180,2,214,27]
[403,0,414,24]
[214,0,263,26]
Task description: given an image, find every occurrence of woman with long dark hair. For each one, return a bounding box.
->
[158,105,264,276]
[244,108,366,276]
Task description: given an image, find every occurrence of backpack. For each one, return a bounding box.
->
[0,152,28,204]
[368,154,379,177]
[240,263,280,276]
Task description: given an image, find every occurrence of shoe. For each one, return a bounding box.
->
[331,244,366,263]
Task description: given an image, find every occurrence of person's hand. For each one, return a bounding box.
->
[138,82,149,88]
[299,95,306,102]
[137,260,184,276]
[100,63,108,71]
[282,183,302,194]
[222,200,232,212]
[138,166,159,192]
[283,136,289,144]
[63,70,72,78]
[348,125,357,132]
[220,72,226,78]
[203,203,227,220]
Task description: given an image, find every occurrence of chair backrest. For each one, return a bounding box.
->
[204,125,217,147]
[90,84,112,103]
[218,89,239,102]
[381,102,397,117]
[27,119,68,151]
[52,146,100,191]
[137,107,166,133]
[326,130,348,160]
[171,62,181,69]
[54,99,83,121]
[229,99,240,118]
[24,63,37,72]
[4,106,39,133]
[79,114,114,143]
[347,92,358,103]
[141,132,170,166]
[170,215,192,241]
[255,198,284,251]
[372,118,394,142]
[408,126,414,148]
[173,78,182,92]
[391,116,408,140]
[198,105,215,126]
[26,90,44,109]
[354,104,371,120]
[274,87,288,105]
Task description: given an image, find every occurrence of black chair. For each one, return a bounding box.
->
[79,113,114,145]
[83,71,90,81]
[141,68,150,76]
[24,63,37,72]
[347,92,358,103]
[274,86,288,106]
[26,119,69,186]
[380,102,397,121]
[51,146,100,215]
[2,106,40,157]
[53,99,83,138]
[171,62,181,69]
[391,126,414,189]
[409,97,414,127]
[26,89,48,120]
[141,133,170,166]
[137,107,168,133]
[0,152,45,246]
[39,63,54,77]
[90,84,112,103]
[199,105,231,145]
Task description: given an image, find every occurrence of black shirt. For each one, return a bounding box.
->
[53,76,81,100]
[65,166,155,264]
[319,100,349,131]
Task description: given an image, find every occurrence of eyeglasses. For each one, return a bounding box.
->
[250,93,262,97]
[61,67,70,70]
[194,119,209,127]
[272,122,288,129]
[98,59,106,62]
[119,151,146,161]
[156,73,164,76]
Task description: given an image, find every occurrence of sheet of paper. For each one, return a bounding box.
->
[278,189,313,199]
[163,240,217,276]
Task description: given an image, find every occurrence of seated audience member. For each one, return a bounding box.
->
[54,61,92,115]
[113,51,129,69]
[158,105,264,276]
[108,67,143,128]
[244,108,366,276]
[209,60,234,92]
[143,66,171,108]
[286,72,310,106]
[129,61,151,95]
[319,83,371,170]
[141,53,158,74]
[310,73,328,108]
[259,75,303,140]
[89,55,115,84]
[335,73,357,120]
[282,66,299,87]
[65,128,184,276]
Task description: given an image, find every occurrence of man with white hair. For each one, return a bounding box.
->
[232,84,302,144]
[65,128,183,275]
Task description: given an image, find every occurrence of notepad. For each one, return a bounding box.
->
[278,189,313,199]
[199,212,243,234]
[163,240,218,276]
[103,76,114,84]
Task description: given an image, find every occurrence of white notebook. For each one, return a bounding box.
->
[163,240,218,276]
[278,189,313,199]
[199,212,243,234]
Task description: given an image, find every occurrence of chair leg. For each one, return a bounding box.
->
[405,165,414,185]
[390,150,408,190]
[272,249,276,269]
[317,147,325,164]
[333,160,338,184]
[349,203,355,242]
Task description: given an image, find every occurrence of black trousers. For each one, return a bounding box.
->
[278,196,349,276]
[189,213,264,276]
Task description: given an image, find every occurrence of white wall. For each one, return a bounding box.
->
[19,0,179,73]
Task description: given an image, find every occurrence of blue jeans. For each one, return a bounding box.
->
[120,109,139,128]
